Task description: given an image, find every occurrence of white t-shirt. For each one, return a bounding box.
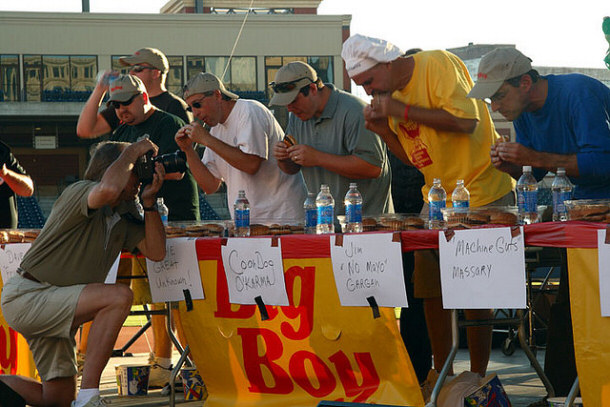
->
[203,99,307,223]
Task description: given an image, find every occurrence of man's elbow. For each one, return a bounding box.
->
[148,249,166,262]
[454,118,478,134]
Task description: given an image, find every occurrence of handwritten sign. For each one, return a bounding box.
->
[330,234,407,307]
[597,230,610,316]
[146,238,204,303]
[220,238,289,306]
[0,243,31,284]
[439,227,526,309]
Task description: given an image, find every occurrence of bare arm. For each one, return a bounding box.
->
[372,94,477,134]
[286,143,381,179]
[76,72,114,138]
[0,164,34,197]
[273,140,301,175]
[175,128,222,194]
[182,122,263,175]
[495,142,579,177]
[135,162,167,261]
[363,106,413,166]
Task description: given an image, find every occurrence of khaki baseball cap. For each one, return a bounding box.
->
[107,74,146,103]
[269,61,317,106]
[119,47,169,73]
[467,47,532,99]
[182,72,239,100]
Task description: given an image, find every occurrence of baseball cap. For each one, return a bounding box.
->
[341,34,403,78]
[268,61,317,106]
[119,47,169,73]
[182,72,239,101]
[467,48,532,99]
[107,74,146,103]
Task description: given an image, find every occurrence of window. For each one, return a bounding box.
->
[166,56,183,96]
[0,55,20,101]
[111,56,131,74]
[264,56,333,99]
[187,56,257,92]
[24,54,97,101]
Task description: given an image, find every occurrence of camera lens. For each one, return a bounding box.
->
[155,150,187,174]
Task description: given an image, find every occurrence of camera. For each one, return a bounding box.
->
[134,149,187,183]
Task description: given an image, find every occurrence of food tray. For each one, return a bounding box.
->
[224,218,305,236]
[565,199,610,222]
[337,213,427,232]
[0,229,41,243]
[165,221,226,238]
[442,206,520,227]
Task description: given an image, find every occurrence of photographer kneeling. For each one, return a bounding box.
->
[0,138,167,407]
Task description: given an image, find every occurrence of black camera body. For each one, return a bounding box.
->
[134,149,187,183]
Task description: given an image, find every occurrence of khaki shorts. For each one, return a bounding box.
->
[1,275,84,381]
[414,191,516,299]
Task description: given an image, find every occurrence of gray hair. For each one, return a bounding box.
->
[84,141,130,181]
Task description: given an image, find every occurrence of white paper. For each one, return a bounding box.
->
[146,238,205,303]
[104,254,122,284]
[220,238,289,306]
[0,243,32,284]
[597,230,610,317]
[439,227,526,309]
[330,233,408,307]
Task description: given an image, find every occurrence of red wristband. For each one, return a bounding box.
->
[404,104,411,122]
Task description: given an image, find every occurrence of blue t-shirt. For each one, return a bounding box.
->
[514,74,610,199]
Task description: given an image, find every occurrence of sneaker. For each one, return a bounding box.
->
[71,395,108,407]
[147,353,172,389]
[420,369,439,403]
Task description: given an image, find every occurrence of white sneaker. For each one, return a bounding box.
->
[147,353,172,389]
[71,395,108,407]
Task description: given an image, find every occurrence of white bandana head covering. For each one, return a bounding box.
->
[341,34,404,77]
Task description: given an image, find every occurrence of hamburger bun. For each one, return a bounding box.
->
[488,211,518,225]
[283,134,297,147]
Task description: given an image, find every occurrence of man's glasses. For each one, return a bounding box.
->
[269,77,312,93]
[186,92,214,112]
[110,93,140,109]
[131,65,157,73]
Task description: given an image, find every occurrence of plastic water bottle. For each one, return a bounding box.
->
[316,184,335,234]
[344,183,363,233]
[452,179,470,212]
[304,192,317,234]
[428,178,447,229]
[157,197,168,226]
[234,190,250,237]
[517,166,538,224]
[552,168,573,222]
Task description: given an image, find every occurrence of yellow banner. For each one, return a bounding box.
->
[567,248,610,406]
[179,239,423,406]
[0,277,37,378]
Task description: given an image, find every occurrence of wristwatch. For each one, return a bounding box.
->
[142,203,158,212]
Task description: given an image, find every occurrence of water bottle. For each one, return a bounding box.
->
[451,179,470,212]
[517,166,538,224]
[344,183,363,233]
[552,168,573,222]
[233,190,250,237]
[428,178,447,229]
[304,192,317,234]
[157,197,168,226]
[316,184,335,234]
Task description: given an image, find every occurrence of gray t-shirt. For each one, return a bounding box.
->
[286,85,393,215]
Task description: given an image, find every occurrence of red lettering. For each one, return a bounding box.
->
[239,328,293,394]
[280,266,315,340]
[0,326,17,374]
[215,261,256,319]
[328,351,380,402]
[289,350,335,397]
[478,72,488,79]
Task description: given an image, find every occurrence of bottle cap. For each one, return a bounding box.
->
[349,182,357,188]
[523,166,532,172]
[156,197,164,204]
[557,167,565,174]
[433,178,441,184]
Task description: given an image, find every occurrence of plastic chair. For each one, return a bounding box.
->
[16,196,46,229]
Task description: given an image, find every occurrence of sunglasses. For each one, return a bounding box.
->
[130,65,157,73]
[110,93,140,109]
[186,92,215,112]
[269,77,312,93]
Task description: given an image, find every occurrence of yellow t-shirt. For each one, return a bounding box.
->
[388,50,514,207]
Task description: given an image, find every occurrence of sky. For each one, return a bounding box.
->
[0,0,608,69]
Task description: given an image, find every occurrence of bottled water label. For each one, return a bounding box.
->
[235,209,250,228]
[317,205,334,225]
[518,190,537,213]
[305,209,317,228]
[552,191,571,214]
[346,203,362,223]
[160,214,169,225]
[453,200,469,209]
[429,200,446,221]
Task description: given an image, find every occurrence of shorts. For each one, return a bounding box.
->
[1,275,84,381]
[414,191,516,299]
